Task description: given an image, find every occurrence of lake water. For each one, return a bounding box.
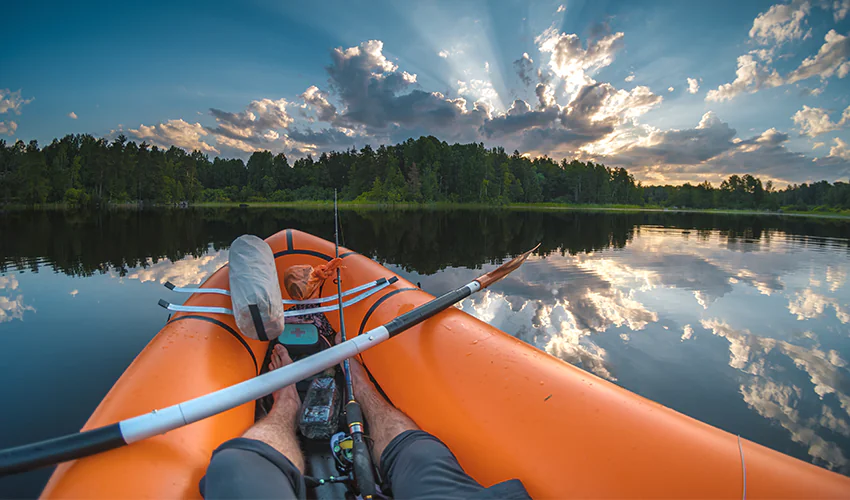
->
[1,208,849,497]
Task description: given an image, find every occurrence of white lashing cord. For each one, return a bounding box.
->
[165,278,384,305]
[737,435,747,500]
[160,279,393,317]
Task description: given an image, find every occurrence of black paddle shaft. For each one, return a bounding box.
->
[0,424,125,476]
[384,285,474,337]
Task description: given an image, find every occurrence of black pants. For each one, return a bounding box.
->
[201,430,530,499]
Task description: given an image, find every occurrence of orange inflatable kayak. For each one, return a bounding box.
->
[41,229,850,498]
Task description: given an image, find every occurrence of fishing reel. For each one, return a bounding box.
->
[331,432,355,468]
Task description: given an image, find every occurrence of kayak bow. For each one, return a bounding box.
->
[0,243,539,476]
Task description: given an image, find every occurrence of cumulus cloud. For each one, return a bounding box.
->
[0,89,32,137]
[482,99,559,138]
[687,77,700,94]
[792,104,850,137]
[556,4,566,13]
[724,132,850,182]
[325,40,487,137]
[705,52,783,102]
[625,73,635,82]
[0,89,33,115]
[513,52,535,86]
[535,28,625,94]
[438,49,449,58]
[590,108,850,183]
[535,83,556,109]
[668,86,674,92]
[601,111,736,167]
[286,127,360,152]
[521,82,662,154]
[800,84,826,96]
[749,0,811,45]
[829,137,850,160]
[68,111,78,119]
[129,119,219,154]
[785,30,850,84]
[834,0,850,21]
[0,121,17,136]
[210,98,292,141]
[457,79,500,108]
[708,7,849,103]
[300,85,337,122]
[711,128,849,182]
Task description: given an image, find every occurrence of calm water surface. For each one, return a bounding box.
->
[1,208,849,497]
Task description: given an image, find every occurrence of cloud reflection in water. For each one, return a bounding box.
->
[411,227,850,472]
[0,275,35,324]
[118,250,229,288]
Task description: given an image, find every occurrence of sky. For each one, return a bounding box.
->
[1,0,849,185]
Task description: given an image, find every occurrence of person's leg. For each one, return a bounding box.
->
[350,358,487,499]
[201,345,307,499]
[348,358,418,460]
[243,344,304,472]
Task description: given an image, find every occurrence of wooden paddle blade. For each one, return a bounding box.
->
[475,243,540,289]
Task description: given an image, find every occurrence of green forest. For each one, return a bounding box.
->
[2,134,849,212]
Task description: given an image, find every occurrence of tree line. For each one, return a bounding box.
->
[1,134,849,211]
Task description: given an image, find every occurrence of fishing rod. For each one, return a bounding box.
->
[0,243,540,477]
[334,190,377,497]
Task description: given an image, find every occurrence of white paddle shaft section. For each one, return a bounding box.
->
[119,325,391,443]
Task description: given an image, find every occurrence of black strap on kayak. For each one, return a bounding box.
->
[248,304,268,342]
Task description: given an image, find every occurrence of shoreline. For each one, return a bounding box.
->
[4,201,850,220]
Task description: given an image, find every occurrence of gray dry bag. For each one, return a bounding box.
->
[229,235,285,341]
